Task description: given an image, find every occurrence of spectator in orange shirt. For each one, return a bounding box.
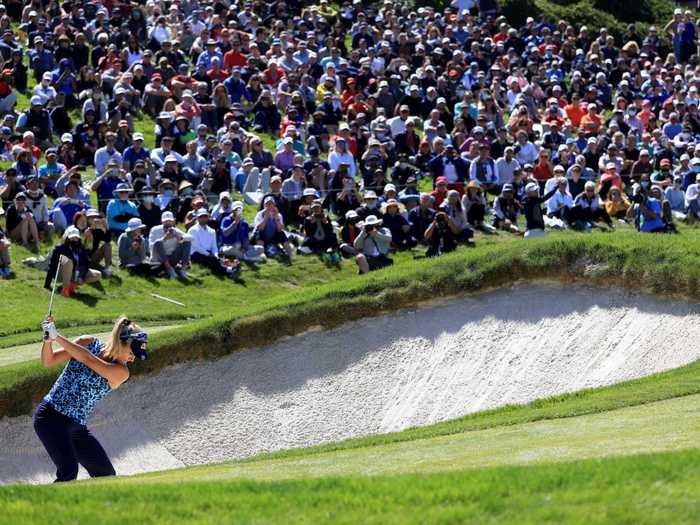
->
[565,94,586,129]
[580,103,604,135]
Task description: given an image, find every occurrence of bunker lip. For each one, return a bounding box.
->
[2,284,700,485]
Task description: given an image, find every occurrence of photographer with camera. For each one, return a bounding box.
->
[424,210,459,257]
[353,215,393,274]
[76,209,113,277]
[117,218,151,275]
[300,200,340,262]
[627,183,670,233]
[149,211,192,279]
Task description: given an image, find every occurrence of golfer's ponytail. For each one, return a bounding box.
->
[103,316,131,361]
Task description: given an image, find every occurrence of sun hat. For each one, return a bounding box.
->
[345,210,359,220]
[65,226,81,239]
[113,183,132,195]
[364,215,382,226]
[125,218,146,232]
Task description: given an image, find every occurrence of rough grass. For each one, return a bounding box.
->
[2,448,700,524]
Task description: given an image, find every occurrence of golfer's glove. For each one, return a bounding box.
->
[41,319,59,340]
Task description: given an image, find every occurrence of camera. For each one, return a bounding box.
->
[364,224,375,234]
[632,189,646,204]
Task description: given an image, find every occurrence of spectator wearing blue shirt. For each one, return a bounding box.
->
[28,36,54,81]
[196,40,223,70]
[52,181,87,233]
[94,132,123,175]
[638,193,667,233]
[122,133,151,172]
[106,183,139,236]
[220,202,266,262]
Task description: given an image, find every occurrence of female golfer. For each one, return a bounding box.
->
[34,316,147,482]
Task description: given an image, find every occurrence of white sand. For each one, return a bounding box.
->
[2,284,700,485]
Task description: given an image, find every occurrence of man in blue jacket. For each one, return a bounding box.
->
[427,144,469,194]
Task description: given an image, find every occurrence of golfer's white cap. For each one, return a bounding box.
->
[65,226,81,239]
[161,211,176,223]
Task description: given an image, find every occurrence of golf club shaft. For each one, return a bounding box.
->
[44,263,61,338]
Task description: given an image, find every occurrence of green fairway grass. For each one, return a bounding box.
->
[2,448,699,525]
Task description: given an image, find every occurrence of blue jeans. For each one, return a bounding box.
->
[33,399,115,482]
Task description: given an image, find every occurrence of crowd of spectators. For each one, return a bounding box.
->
[0,0,698,292]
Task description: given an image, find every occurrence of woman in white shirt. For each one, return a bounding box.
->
[328,139,356,179]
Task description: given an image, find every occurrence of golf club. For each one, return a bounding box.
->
[44,261,61,338]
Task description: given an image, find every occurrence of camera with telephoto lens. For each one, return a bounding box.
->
[632,188,646,204]
[364,224,375,234]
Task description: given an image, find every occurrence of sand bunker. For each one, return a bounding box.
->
[2,284,700,485]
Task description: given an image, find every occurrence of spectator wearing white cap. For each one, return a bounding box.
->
[188,207,240,277]
[253,196,295,260]
[117,218,151,274]
[148,211,191,279]
[32,72,57,106]
[122,132,151,172]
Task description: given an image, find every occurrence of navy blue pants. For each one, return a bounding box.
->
[33,400,115,482]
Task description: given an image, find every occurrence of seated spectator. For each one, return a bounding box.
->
[188,208,240,278]
[339,210,362,257]
[492,183,522,234]
[44,226,101,297]
[572,181,614,230]
[409,193,437,244]
[353,215,393,274]
[253,196,294,259]
[380,199,414,251]
[460,184,492,234]
[106,183,140,237]
[220,201,266,263]
[424,210,459,257]
[51,181,87,234]
[149,211,192,279]
[23,176,53,240]
[117,218,151,275]
[80,209,113,277]
[300,200,340,261]
[0,209,11,277]
[605,187,631,221]
[665,176,687,221]
[5,193,40,249]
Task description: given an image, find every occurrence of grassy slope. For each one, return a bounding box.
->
[2,449,700,524]
[118,393,700,483]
